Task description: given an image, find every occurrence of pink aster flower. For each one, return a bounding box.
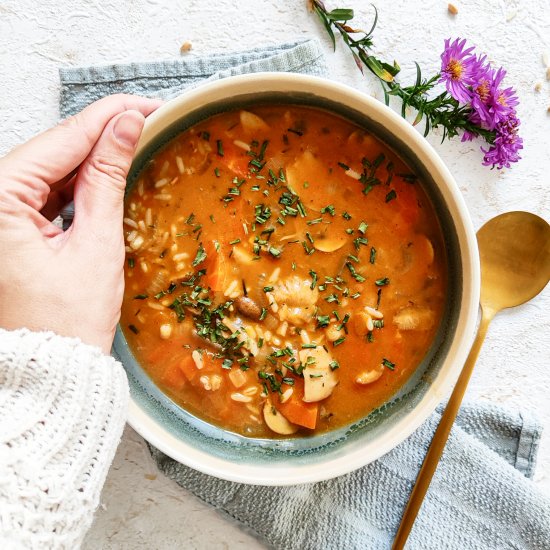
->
[440,38,477,103]
[481,115,523,169]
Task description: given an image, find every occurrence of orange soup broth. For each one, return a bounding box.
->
[121,105,447,438]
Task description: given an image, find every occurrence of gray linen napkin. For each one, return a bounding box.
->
[59,39,550,549]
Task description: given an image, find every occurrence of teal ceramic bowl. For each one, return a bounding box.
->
[114,73,480,485]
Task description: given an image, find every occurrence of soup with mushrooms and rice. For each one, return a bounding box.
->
[121,105,447,437]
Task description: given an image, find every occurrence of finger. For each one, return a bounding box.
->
[0,94,162,189]
[40,176,76,221]
[70,110,145,246]
[49,168,78,193]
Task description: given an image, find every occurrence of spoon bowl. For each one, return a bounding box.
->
[479,211,550,313]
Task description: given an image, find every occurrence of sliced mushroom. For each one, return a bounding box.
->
[285,150,330,211]
[313,233,347,253]
[235,296,262,321]
[240,110,270,133]
[299,347,338,403]
[263,401,299,435]
[355,365,384,385]
[393,306,435,331]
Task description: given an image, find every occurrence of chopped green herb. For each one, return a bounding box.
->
[128,324,139,334]
[229,238,241,245]
[398,173,418,183]
[353,236,368,250]
[342,211,352,220]
[258,337,264,348]
[222,359,233,370]
[133,294,148,300]
[268,246,281,258]
[216,139,224,156]
[316,315,330,328]
[358,221,368,234]
[321,204,335,216]
[263,286,274,293]
[346,228,354,234]
[306,217,323,225]
[346,262,366,282]
[373,152,385,168]
[385,189,397,202]
[128,258,135,268]
[297,200,307,217]
[301,343,317,349]
[333,336,346,346]
[382,358,396,370]
[375,277,390,286]
[192,243,207,267]
[186,213,195,225]
[214,167,220,178]
[367,332,374,343]
[200,131,210,141]
[309,269,318,290]
[259,307,267,321]
[370,247,377,264]
[329,360,340,371]
[338,161,350,170]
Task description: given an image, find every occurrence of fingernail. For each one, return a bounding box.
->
[113,110,145,148]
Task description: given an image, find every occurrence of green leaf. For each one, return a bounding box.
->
[327,8,354,21]
[414,61,422,88]
[314,7,336,50]
[412,109,424,126]
[362,54,394,83]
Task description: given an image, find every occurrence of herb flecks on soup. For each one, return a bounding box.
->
[121,105,447,438]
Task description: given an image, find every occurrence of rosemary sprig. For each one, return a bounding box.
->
[310,1,495,143]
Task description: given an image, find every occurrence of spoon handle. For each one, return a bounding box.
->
[392,310,494,550]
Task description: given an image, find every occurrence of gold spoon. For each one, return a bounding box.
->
[392,211,550,550]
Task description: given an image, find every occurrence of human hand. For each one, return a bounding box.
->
[0,94,162,353]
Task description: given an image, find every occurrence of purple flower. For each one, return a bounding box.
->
[440,38,477,103]
[481,115,523,169]
[470,65,520,131]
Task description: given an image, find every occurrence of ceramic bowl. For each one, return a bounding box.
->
[113,72,480,485]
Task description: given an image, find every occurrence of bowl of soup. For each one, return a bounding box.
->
[115,72,480,484]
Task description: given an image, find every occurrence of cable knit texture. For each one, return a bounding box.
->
[0,328,129,549]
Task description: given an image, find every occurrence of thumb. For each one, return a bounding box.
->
[71,110,145,242]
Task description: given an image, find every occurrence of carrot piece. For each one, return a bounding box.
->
[160,363,186,391]
[204,251,229,292]
[275,379,319,430]
[391,177,420,233]
[178,355,198,381]
[218,139,250,178]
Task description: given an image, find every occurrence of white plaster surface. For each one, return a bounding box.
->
[1,0,549,547]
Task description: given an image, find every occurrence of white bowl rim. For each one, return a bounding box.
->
[125,71,481,486]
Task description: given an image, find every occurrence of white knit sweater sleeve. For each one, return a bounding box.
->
[0,328,129,549]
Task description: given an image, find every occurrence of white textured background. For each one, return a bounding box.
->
[1,0,549,547]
